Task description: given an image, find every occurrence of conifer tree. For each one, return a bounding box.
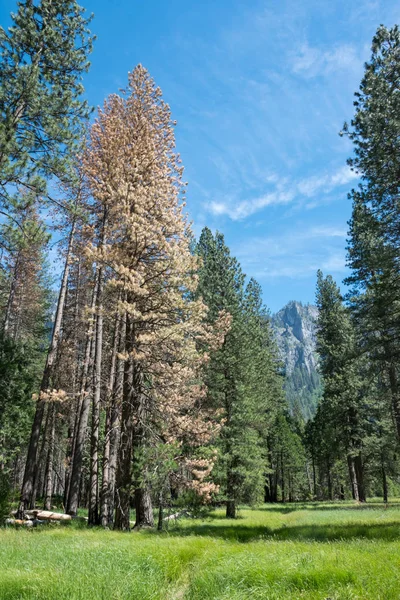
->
[0,0,94,199]
[82,66,226,530]
[0,192,52,477]
[315,271,366,501]
[196,229,282,517]
[344,25,400,438]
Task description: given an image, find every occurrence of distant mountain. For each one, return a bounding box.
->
[271,301,322,420]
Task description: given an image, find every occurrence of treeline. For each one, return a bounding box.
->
[1,1,400,521]
[0,0,288,527]
[275,26,400,503]
[305,25,400,503]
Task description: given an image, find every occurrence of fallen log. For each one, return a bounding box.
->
[12,510,87,522]
[6,518,33,527]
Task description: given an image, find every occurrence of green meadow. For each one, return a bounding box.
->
[2,501,400,599]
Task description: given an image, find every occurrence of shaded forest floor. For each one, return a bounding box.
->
[1,501,400,599]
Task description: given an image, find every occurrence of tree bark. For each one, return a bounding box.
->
[226,499,236,519]
[88,266,104,526]
[16,220,75,518]
[157,498,164,532]
[31,404,49,508]
[134,487,154,528]
[382,465,388,504]
[3,251,20,337]
[327,462,333,501]
[354,452,366,502]
[312,455,317,499]
[66,271,99,516]
[114,333,135,531]
[226,463,236,518]
[347,455,360,502]
[280,450,285,503]
[64,258,82,507]
[44,402,56,511]
[100,311,122,528]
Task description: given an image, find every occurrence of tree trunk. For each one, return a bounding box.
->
[17,219,75,518]
[157,498,164,531]
[66,272,99,516]
[327,463,333,501]
[280,450,285,503]
[312,455,317,499]
[100,311,121,527]
[114,344,134,531]
[225,461,236,518]
[226,499,236,519]
[354,452,366,502]
[44,402,56,511]
[347,455,360,502]
[64,258,82,507]
[63,418,75,510]
[88,267,104,526]
[382,465,388,504]
[3,251,20,336]
[132,364,154,529]
[31,405,49,508]
[264,483,271,503]
[134,487,154,528]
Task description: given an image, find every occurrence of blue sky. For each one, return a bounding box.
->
[2,0,400,312]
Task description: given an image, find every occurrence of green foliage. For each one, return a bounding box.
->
[285,365,322,420]
[343,25,400,449]
[196,229,284,513]
[0,195,52,472]
[0,334,42,470]
[0,471,10,524]
[0,0,94,198]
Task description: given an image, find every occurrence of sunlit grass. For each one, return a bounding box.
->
[1,500,400,599]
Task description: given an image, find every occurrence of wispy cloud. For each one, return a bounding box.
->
[206,165,358,220]
[292,43,361,78]
[234,226,348,281]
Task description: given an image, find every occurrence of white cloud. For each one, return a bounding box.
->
[309,226,347,238]
[234,226,348,281]
[206,165,358,220]
[292,43,361,78]
[297,165,358,197]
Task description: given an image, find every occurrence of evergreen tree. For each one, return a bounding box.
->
[82,67,226,529]
[343,25,400,438]
[196,229,282,517]
[0,193,52,477]
[315,271,366,501]
[0,0,94,200]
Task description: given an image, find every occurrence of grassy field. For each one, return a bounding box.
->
[1,501,400,599]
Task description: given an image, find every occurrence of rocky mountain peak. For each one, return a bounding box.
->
[271,301,321,419]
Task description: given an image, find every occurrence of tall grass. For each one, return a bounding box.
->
[1,501,400,599]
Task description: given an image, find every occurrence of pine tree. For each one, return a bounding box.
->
[82,66,226,529]
[0,192,52,477]
[196,229,282,517]
[315,271,366,501]
[0,0,94,199]
[343,25,400,438]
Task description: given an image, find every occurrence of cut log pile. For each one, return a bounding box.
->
[7,510,87,526]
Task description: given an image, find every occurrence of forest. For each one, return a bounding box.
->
[1,1,400,599]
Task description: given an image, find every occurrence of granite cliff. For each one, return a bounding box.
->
[271,301,322,420]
